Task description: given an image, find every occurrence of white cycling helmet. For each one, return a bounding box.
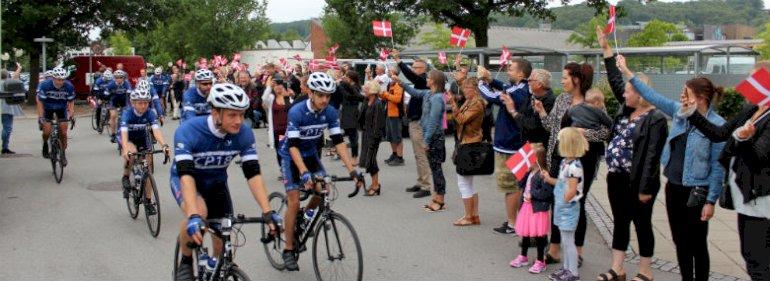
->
[44,70,53,78]
[207,83,250,110]
[114,70,127,78]
[51,67,68,79]
[195,69,214,82]
[307,72,336,93]
[154,67,162,75]
[130,88,152,101]
[136,79,151,91]
[102,70,113,80]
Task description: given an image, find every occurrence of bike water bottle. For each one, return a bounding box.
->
[198,252,210,271]
[206,257,217,273]
[302,208,315,230]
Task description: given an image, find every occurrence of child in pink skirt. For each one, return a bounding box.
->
[510,145,553,274]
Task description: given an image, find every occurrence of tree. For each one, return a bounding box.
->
[567,15,609,48]
[393,0,610,47]
[756,23,770,60]
[418,23,475,50]
[108,32,133,55]
[627,19,687,47]
[281,29,303,41]
[322,0,423,58]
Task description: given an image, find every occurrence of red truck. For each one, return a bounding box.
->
[70,55,146,99]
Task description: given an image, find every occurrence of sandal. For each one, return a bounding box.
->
[631,273,652,281]
[364,185,381,196]
[545,253,561,264]
[453,216,478,226]
[423,200,445,212]
[597,269,626,281]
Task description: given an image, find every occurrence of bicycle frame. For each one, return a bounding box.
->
[294,176,361,253]
[191,215,273,281]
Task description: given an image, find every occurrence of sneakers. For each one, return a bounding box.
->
[388,156,404,166]
[282,250,299,271]
[122,176,131,198]
[384,154,396,165]
[145,201,157,215]
[42,143,49,159]
[110,134,117,143]
[509,255,529,268]
[60,152,67,167]
[1,149,16,154]
[412,189,431,198]
[174,262,193,281]
[558,272,581,281]
[548,268,569,281]
[529,260,547,274]
[405,185,421,192]
[493,221,517,235]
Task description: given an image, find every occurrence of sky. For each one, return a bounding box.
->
[266,0,770,23]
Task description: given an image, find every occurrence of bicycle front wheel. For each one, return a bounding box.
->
[263,192,287,270]
[143,174,161,237]
[50,139,64,184]
[224,266,252,281]
[125,174,140,219]
[312,212,363,281]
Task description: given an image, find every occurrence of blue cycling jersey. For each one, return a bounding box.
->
[170,115,258,190]
[181,87,210,122]
[149,74,169,95]
[36,79,75,110]
[279,99,342,158]
[148,86,165,117]
[120,106,159,141]
[104,80,133,107]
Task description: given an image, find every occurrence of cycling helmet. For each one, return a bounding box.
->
[44,70,53,78]
[136,79,151,91]
[195,69,214,82]
[102,70,113,81]
[307,72,336,93]
[207,83,249,110]
[130,88,152,101]
[51,67,68,79]
[114,70,127,78]
[154,67,162,75]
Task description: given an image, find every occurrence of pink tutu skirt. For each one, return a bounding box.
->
[514,201,550,237]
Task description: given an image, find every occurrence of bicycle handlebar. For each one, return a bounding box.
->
[302,175,364,198]
[186,213,282,249]
[127,149,170,164]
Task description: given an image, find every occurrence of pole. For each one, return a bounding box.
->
[613,28,620,55]
[41,42,46,71]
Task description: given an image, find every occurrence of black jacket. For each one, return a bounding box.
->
[338,82,363,130]
[606,55,669,195]
[519,171,554,213]
[397,62,427,121]
[687,104,770,203]
[513,89,556,144]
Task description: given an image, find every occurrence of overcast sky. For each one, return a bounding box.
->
[266,0,770,23]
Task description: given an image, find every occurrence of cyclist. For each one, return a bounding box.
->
[150,67,170,113]
[92,70,113,128]
[135,79,166,125]
[180,69,215,122]
[279,72,363,271]
[105,70,133,143]
[119,87,170,214]
[36,67,75,165]
[170,83,279,280]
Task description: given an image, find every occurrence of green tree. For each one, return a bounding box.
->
[322,0,423,58]
[567,15,609,48]
[756,23,770,60]
[418,23,475,50]
[108,31,133,55]
[627,19,687,47]
[281,28,303,41]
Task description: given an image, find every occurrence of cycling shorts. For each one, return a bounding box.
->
[281,154,326,192]
[170,176,233,220]
[43,108,68,121]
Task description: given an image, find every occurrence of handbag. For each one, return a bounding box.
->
[453,125,494,175]
[719,175,734,210]
[686,186,708,207]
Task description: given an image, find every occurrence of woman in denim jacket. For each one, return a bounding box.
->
[620,55,726,281]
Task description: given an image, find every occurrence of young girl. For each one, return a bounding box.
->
[510,146,553,273]
[544,127,588,281]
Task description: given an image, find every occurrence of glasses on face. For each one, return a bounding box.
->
[199,82,213,86]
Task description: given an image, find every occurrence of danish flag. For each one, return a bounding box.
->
[506,143,538,182]
[449,27,471,48]
[379,48,389,61]
[372,20,393,37]
[604,5,616,34]
[499,46,511,66]
[438,52,447,65]
[292,54,303,62]
[736,67,770,106]
[328,43,339,55]
[232,53,241,62]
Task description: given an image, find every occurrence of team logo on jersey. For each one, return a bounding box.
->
[226,139,232,146]
[177,143,185,149]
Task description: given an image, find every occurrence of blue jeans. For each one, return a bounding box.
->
[1,114,13,150]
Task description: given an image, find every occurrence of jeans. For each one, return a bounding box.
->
[1,114,13,150]
[427,135,446,195]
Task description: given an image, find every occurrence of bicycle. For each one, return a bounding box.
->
[263,175,364,281]
[173,213,282,281]
[124,141,169,237]
[47,116,75,184]
[95,100,109,134]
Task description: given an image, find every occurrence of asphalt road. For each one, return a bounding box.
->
[0,115,681,281]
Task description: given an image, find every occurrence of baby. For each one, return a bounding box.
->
[568,88,613,130]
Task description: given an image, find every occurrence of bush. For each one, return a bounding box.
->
[716,88,746,120]
[594,78,621,117]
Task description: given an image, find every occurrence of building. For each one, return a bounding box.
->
[240,39,312,73]
[309,19,330,59]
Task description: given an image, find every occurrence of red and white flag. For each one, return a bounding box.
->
[176,59,184,67]
[279,57,288,69]
[197,58,208,69]
[736,67,770,106]
[231,60,241,72]
[499,46,511,66]
[604,5,616,34]
[379,48,389,61]
[505,143,538,182]
[438,52,447,65]
[328,43,339,55]
[292,54,302,62]
[450,26,472,48]
[372,20,393,37]
[232,53,241,62]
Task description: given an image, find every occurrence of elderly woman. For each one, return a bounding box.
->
[596,27,672,281]
[448,77,486,226]
[358,80,387,196]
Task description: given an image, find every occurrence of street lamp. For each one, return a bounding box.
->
[33,37,54,71]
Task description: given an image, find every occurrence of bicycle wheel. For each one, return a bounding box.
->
[125,173,140,219]
[224,266,252,281]
[50,139,64,184]
[91,109,99,131]
[312,212,363,281]
[97,110,106,134]
[143,174,161,237]
[263,192,287,270]
[173,236,199,280]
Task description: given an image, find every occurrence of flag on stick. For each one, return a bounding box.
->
[736,67,770,106]
[505,143,538,182]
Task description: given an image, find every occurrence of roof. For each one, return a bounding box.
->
[404,25,584,52]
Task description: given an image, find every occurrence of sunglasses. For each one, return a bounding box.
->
[199,82,213,86]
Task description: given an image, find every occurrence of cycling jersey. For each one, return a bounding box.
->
[119,106,159,150]
[104,80,133,109]
[181,87,210,122]
[149,74,170,96]
[93,78,112,100]
[36,79,75,110]
[169,115,258,204]
[148,87,165,117]
[279,99,342,158]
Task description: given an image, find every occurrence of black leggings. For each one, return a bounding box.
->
[550,141,603,247]
[273,133,283,167]
[738,213,770,281]
[427,136,446,195]
[521,236,548,261]
[607,172,656,257]
[666,183,709,281]
[344,128,358,158]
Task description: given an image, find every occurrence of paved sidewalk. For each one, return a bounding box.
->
[588,163,749,280]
